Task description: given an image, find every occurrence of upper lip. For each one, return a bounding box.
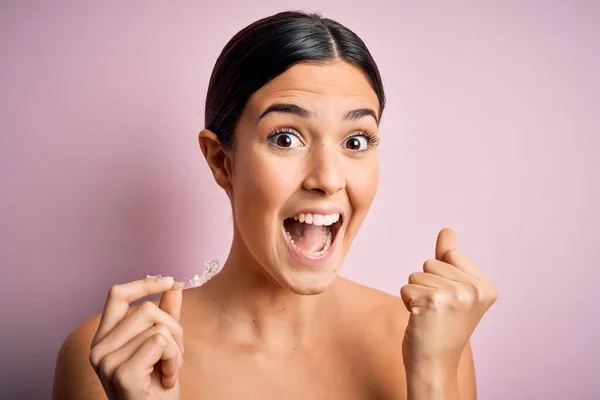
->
[285,207,345,222]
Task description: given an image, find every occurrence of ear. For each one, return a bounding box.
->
[198,129,233,194]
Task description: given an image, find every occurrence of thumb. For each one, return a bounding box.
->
[435,227,457,261]
[159,286,183,322]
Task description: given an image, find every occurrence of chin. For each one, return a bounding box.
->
[271,238,346,296]
[272,262,341,295]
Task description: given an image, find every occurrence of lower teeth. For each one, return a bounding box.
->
[285,229,332,256]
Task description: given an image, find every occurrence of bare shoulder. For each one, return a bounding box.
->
[334,277,409,334]
[53,314,107,400]
[333,278,409,397]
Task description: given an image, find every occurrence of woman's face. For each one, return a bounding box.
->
[229,61,380,294]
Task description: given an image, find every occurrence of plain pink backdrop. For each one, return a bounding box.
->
[1,1,599,399]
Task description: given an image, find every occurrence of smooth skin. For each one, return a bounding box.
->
[53,61,497,399]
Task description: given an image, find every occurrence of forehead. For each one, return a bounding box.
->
[245,61,380,118]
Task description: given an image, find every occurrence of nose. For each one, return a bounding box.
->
[302,145,345,197]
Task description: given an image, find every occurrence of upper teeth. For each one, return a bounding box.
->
[292,213,340,226]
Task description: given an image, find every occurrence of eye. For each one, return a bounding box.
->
[343,135,369,151]
[268,131,302,149]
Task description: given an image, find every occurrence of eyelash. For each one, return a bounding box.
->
[352,130,380,148]
[266,128,302,141]
[266,128,380,151]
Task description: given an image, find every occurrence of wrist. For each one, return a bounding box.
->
[405,360,459,400]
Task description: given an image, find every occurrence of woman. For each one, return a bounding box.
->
[53,11,497,399]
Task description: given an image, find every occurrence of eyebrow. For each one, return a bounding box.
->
[257,103,379,124]
[343,108,379,124]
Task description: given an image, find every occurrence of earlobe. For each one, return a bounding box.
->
[198,129,233,193]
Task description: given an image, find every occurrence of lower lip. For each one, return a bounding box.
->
[281,225,339,266]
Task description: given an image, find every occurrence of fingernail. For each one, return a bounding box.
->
[160,276,174,284]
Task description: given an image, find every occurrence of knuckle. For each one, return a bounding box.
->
[139,300,156,313]
[151,332,168,347]
[98,354,117,378]
[399,285,410,299]
[422,259,437,273]
[425,296,437,310]
[155,324,177,343]
[89,347,102,369]
[155,324,171,338]
[455,286,475,305]
[408,272,421,284]
[427,291,449,310]
[453,283,484,308]
[469,282,480,296]
[107,284,122,299]
[473,283,485,300]
[487,284,499,304]
[153,323,183,349]
[113,363,131,388]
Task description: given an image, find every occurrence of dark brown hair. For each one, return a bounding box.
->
[205,11,386,150]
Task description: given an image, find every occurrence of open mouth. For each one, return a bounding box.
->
[282,212,343,258]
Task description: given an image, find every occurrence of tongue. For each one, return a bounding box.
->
[285,219,328,253]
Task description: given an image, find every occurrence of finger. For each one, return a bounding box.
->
[94,301,184,357]
[94,324,182,382]
[125,333,180,389]
[400,284,438,315]
[114,333,179,390]
[94,276,175,345]
[159,286,183,323]
[159,287,183,354]
[444,249,487,281]
[408,271,456,289]
[435,228,456,261]
[423,259,477,284]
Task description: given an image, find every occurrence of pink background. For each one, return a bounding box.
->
[2,1,599,399]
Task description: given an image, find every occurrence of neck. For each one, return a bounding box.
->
[200,231,336,352]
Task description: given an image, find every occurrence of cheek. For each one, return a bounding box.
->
[231,148,298,227]
[349,159,379,210]
[345,158,379,239]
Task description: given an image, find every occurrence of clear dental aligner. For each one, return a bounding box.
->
[146,258,220,290]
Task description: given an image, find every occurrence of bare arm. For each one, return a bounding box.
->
[369,293,478,400]
[357,292,476,400]
[457,341,477,399]
[52,315,108,400]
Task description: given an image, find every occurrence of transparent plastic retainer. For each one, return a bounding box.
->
[146,258,220,290]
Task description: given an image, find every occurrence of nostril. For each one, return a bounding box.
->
[309,188,327,196]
